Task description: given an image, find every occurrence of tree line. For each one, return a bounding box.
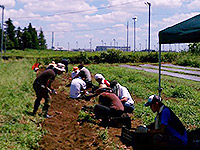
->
[0,18,47,50]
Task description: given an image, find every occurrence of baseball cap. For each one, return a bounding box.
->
[144,95,161,107]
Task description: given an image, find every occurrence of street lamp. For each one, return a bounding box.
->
[113,39,116,48]
[132,17,137,52]
[67,42,70,51]
[145,2,151,52]
[101,40,103,46]
[76,41,78,49]
[0,5,5,60]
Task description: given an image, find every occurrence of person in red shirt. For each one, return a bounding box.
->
[94,88,124,123]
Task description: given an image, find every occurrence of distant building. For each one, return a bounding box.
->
[95,46,131,51]
[71,48,94,52]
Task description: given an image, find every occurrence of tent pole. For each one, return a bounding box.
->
[158,44,162,97]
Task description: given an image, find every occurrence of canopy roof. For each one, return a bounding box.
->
[159,14,200,44]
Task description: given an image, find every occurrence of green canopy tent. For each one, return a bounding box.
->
[158,14,200,96]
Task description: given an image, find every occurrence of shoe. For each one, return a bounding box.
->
[44,114,53,119]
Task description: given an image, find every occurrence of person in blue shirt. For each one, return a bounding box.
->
[144,95,188,150]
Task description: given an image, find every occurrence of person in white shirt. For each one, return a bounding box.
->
[70,71,86,99]
[110,80,135,113]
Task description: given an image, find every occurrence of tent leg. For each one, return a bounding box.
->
[158,44,162,97]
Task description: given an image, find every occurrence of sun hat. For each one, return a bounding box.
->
[94,74,104,80]
[54,63,66,72]
[144,95,161,107]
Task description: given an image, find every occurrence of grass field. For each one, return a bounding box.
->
[0,58,200,149]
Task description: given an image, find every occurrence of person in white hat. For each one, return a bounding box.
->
[32,63,65,118]
[144,95,188,149]
[94,73,110,87]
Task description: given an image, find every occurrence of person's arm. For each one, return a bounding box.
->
[120,97,128,102]
[147,124,166,134]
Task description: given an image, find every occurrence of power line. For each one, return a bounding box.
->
[44,25,123,33]
[13,0,141,20]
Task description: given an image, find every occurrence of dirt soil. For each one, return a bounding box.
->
[38,73,142,150]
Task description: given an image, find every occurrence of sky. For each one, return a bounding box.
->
[0,0,199,51]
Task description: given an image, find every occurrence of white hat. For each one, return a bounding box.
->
[144,95,161,107]
[54,63,66,72]
[94,74,104,80]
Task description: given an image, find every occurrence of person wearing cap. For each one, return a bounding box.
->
[94,88,124,125]
[70,70,87,99]
[144,95,188,149]
[110,80,134,113]
[71,66,80,79]
[78,64,92,89]
[94,73,110,87]
[32,63,65,118]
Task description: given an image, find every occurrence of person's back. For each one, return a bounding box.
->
[99,92,124,111]
[159,106,188,145]
[34,69,56,86]
[70,77,86,99]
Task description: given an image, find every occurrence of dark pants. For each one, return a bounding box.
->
[33,82,51,115]
[94,104,123,121]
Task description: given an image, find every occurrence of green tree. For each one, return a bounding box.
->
[188,43,200,55]
[38,28,47,50]
[16,27,23,50]
[5,18,18,49]
[27,23,39,49]
[22,27,32,49]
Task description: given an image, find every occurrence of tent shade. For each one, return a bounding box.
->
[159,14,200,44]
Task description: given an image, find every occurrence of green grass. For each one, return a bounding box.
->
[0,59,45,149]
[0,58,200,149]
[86,64,200,129]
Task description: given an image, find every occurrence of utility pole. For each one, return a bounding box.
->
[89,38,92,51]
[113,39,116,48]
[126,21,129,51]
[0,5,5,60]
[132,17,137,52]
[67,42,70,51]
[51,32,54,49]
[145,2,151,52]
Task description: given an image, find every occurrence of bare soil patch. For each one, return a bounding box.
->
[37,74,141,150]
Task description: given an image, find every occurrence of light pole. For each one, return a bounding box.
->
[0,5,5,60]
[132,17,137,52]
[145,2,151,52]
[89,38,92,51]
[76,41,78,49]
[126,21,129,51]
[67,42,70,51]
[101,40,103,46]
[113,39,116,48]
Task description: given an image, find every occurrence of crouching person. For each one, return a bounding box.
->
[70,71,87,99]
[144,95,188,150]
[32,63,65,118]
[94,88,124,125]
[110,80,134,113]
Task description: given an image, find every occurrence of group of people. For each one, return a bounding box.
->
[31,61,188,149]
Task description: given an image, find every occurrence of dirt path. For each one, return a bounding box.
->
[38,74,140,150]
[120,64,200,82]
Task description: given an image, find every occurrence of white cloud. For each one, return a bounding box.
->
[22,0,97,14]
[49,22,73,31]
[5,8,41,21]
[84,11,132,23]
[1,0,15,8]
[187,0,200,10]
[157,12,199,29]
